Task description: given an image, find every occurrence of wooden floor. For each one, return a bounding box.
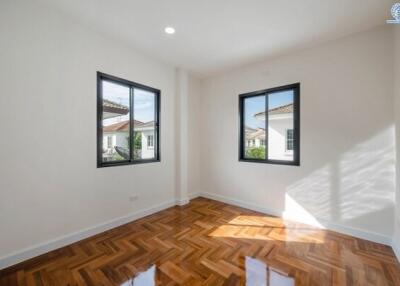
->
[1,197,399,286]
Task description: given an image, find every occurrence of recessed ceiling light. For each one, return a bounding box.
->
[164,27,175,34]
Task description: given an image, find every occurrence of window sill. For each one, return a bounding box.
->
[239,158,300,166]
[97,158,160,168]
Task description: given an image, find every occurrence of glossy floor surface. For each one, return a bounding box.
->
[1,198,399,285]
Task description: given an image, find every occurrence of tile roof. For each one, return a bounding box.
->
[254,103,293,117]
[104,121,132,132]
[103,99,129,115]
[245,128,265,140]
[103,120,154,132]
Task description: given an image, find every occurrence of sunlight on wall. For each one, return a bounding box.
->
[284,164,331,224]
[284,127,395,232]
[283,195,325,228]
[338,132,395,221]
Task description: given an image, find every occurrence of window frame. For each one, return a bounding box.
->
[238,83,300,166]
[97,72,161,168]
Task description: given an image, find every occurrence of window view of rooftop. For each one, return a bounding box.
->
[100,79,158,164]
[242,88,296,162]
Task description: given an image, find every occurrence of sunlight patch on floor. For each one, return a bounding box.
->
[209,215,325,243]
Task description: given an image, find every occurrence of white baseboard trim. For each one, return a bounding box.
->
[0,199,177,270]
[304,216,392,246]
[198,192,393,246]
[200,192,282,217]
[176,197,190,206]
[1,193,396,270]
[188,192,201,200]
[392,239,400,262]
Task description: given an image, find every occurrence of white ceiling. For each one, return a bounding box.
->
[40,0,395,77]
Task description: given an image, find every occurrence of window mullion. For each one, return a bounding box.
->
[129,86,134,162]
[240,97,245,160]
[294,87,300,164]
[155,93,158,160]
[265,93,268,162]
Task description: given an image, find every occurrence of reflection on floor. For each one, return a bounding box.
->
[121,265,155,286]
[245,257,294,286]
[0,197,399,285]
[122,257,294,286]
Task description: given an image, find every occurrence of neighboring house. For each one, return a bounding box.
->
[102,99,155,160]
[103,120,155,160]
[244,127,265,148]
[248,103,294,160]
[103,99,129,119]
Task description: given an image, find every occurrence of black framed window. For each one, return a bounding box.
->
[239,83,300,166]
[97,72,160,167]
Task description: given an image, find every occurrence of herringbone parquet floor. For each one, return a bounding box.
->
[1,197,399,286]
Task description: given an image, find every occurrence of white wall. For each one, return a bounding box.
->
[0,0,398,268]
[394,26,400,256]
[187,76,202,197]
[0,0,178,264]
[200,26,396,242]
[175,71,202,201]
[174,69,189,204]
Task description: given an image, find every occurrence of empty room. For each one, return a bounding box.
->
[1,0,400,285]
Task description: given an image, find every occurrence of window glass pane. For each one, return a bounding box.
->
[102,81,130,162]
[243,96,266,160]
[133,88,156,160]
[267,90,294,161]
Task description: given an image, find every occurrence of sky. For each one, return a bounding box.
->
[245,90,293,129]
[102,80,292,129]
[102,81,155,126]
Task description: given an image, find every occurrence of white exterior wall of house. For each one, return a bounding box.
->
[116,133,128,149]
[250,112,293,160]
[268,114,293,161]
[246,138,264,148]
[103,135,112,151]
[140,129,155,159]
[103,128,155,159]
[103,132,128,152]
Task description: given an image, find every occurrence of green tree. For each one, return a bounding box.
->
[126,132,142,159]
[246,147,265,159]
[133,131,142,151]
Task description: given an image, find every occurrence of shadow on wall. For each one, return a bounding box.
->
[284,126,395,233]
